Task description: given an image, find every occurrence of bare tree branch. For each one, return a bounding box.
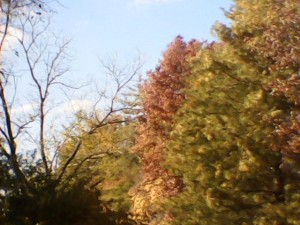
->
[0,0,11,54]
[57,140,82,182]
[0,80,27,184]
[0,143,10,159]
[61,149,120,189]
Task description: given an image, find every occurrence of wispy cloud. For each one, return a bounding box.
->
[11,103,38,115]
[62,99,94,114]
[0,25,23,51]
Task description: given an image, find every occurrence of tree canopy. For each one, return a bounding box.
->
[1,0,300,224]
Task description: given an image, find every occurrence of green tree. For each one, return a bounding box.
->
[164,43,284,224]
[163,0,300,224]
[59,115,140,214]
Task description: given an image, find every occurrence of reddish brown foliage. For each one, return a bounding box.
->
[130,36,200,222]
[252,0,300,72]
[261,0,300,72]
[224,0,300,170]
[265,74,300,176]
[269,74,300,155]
[223,0,300,73]
[254,0,300,174]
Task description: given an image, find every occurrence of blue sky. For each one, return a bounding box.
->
[5,0,234,121]
[53,0,233,80]
[2,0,234,151]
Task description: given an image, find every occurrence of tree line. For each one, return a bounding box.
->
[1,0,300,224]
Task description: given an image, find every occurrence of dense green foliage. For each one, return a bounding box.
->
[160,0,300,224]
[164,43,284,224]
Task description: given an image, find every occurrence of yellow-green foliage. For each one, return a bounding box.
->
[162,0,300,224]
[59,118,140,213]
[164,43,284,224]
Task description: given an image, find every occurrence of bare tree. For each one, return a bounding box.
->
[0,2,143,224]
[0,0,142,198]
[0,0,49,195]
[56,55,143,187]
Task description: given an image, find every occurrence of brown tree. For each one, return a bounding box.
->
[130,36,200,223]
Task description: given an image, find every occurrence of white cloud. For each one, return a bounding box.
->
[62,99,94,114]
[0,25,23,51]
[11,99,94,121]
[11,103,38,115]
